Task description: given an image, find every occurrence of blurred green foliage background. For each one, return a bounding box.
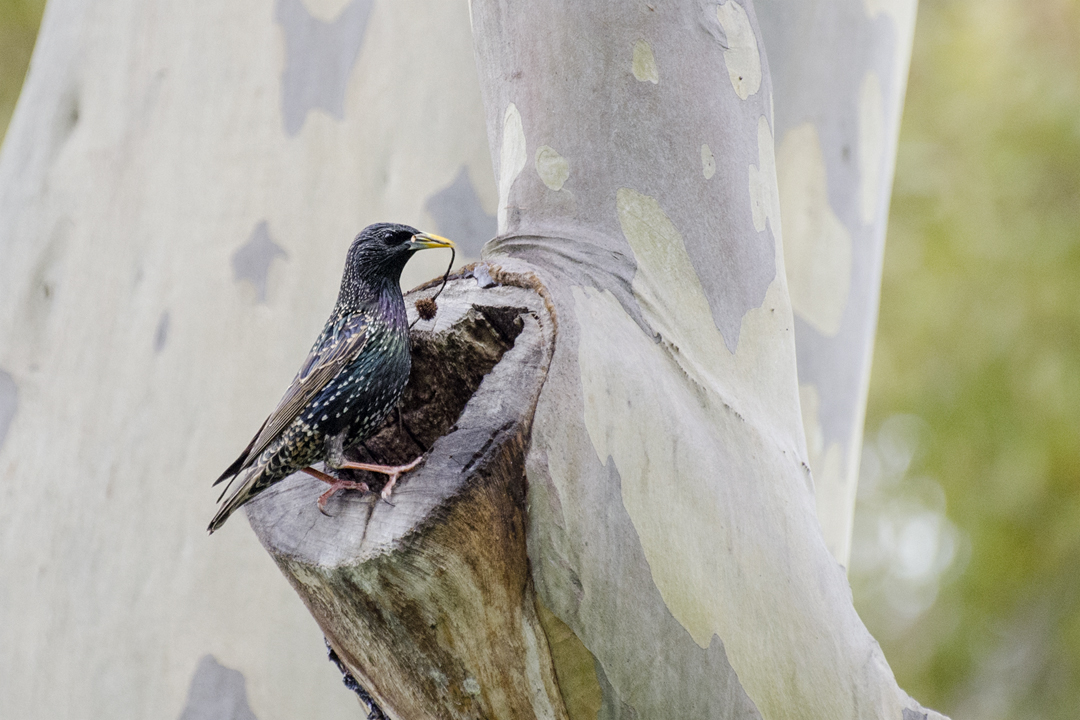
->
[0,0,45,139]
[1,1,1076,718]
[851,1,1080,719]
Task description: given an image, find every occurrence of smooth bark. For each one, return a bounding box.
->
[0,1,490,718]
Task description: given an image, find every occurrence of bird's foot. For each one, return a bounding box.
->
[302,466,370,516]
[336,455,425,500]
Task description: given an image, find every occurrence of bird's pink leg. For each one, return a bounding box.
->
[336,456,425,500]
[302,466,370,515]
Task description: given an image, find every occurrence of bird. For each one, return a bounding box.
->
[208,223,454,534]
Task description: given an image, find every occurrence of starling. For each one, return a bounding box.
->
[208,223,454,534]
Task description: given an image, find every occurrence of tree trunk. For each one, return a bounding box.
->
[250,1,943,719]
[0,0,938,719]
[0,1,492,718]
[757,0,919,566]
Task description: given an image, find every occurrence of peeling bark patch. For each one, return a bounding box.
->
[535,146,570,191]
[498,103,527,233]
[0,370,16,451]
[701,144,716,179]
[154,311,170,353]
[592,660,640,720]
[519,612,561,720]
[573,286,838,718]
[424,166,496,257]
[858,71,885,225]
[862,0,919,80]
[276,0,373,136]
[533,423,764,720]
[535,599,603,720]
[574,285,736,649]
[616,187,753,355]
[776,123,852,337]
[301,0,354,21]
[799,383,852,565]
[177,655,259,720]
[631,40,658,84]
[715,2,761,99]
[232,221,287,303]
[865,0,916,26]
[748,116,780,236]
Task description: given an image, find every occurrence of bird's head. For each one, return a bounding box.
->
[337,223,454,309]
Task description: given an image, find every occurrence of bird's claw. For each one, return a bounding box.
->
[316,480,370,515]
[380,473,400,501]
[335,455,425,503]
[304,456,423,515]
[304,466,371,516]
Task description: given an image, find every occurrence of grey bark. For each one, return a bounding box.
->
[756,0,919,565]
[0,1,491,718]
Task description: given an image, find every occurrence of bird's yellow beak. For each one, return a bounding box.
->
[409,232,455,250]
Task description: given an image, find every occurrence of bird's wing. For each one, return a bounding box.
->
[213,314,372,486]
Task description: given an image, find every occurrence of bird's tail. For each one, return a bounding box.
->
[207,469,268,534]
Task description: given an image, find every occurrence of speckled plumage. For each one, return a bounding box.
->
[209,223,453,533]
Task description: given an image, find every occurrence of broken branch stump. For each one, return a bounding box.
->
[245,269,564,720]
